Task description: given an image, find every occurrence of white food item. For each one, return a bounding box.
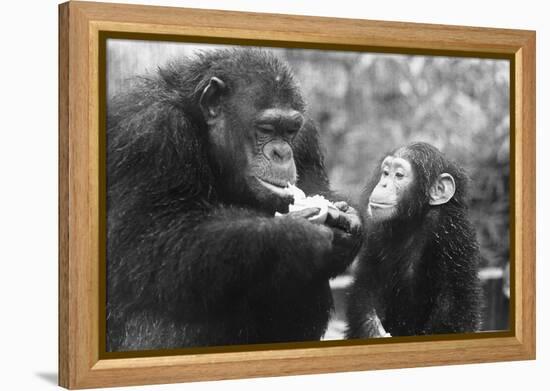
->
[275,184,336,224]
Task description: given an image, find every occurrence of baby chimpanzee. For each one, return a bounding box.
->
[346,142,482,338]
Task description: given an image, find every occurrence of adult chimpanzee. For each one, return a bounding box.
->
[106,48,361,351]
[346,142,482,338]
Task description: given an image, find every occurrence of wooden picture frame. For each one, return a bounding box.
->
[58,1,536,389]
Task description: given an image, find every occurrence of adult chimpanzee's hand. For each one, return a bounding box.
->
[286,207,322,220]
[323,202,363,277]
[326,202,362,235]
[284,203,361,278]
[286,207,335,245]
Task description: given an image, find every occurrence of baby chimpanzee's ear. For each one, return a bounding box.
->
[429,173,456,205]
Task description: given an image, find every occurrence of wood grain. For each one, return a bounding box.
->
[58,1,536,388]
[58,3,70,387]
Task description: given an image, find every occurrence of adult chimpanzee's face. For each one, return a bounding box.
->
[248,107,303,189]
[199,76,304,212]
[367,155,415,222]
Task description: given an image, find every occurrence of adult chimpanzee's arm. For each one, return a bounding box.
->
[129,207,336,309]
[293,120,363,276]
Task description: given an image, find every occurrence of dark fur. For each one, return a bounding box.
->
[106,49,357,351]
[346,142,482,338]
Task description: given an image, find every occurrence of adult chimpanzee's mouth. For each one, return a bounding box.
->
[369,201,396,209]
[256,178,294,197]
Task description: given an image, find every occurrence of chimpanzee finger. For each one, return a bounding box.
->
[346,211,362,236]
[325,210,351,232]
[339,206,361,235]
[327,210,362,236]
[346,205,358,214]
[334,201,349,212]
[286,207,321,220]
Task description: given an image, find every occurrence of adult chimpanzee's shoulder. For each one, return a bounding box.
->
[292,119,330,195]
[106,72,215,229]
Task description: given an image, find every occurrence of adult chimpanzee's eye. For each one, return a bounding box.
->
[257,124,275,134]
[285,126,299,139]
[383,169,390,176]
[395,172,405,179]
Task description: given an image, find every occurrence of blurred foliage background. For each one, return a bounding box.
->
[107,40,510,334]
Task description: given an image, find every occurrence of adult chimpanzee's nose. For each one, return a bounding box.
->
[264,141,293,163]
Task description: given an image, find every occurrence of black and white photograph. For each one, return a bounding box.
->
[105,39,510,352]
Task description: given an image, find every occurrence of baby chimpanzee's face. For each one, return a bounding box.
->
[367,144,457,223]
[367,155,415,221]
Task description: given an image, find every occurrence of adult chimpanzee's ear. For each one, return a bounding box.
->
[199,77,227,119]
[429,173,456,205]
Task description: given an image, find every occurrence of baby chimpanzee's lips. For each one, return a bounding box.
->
[256,178,294,197]
[369,201,396,209]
